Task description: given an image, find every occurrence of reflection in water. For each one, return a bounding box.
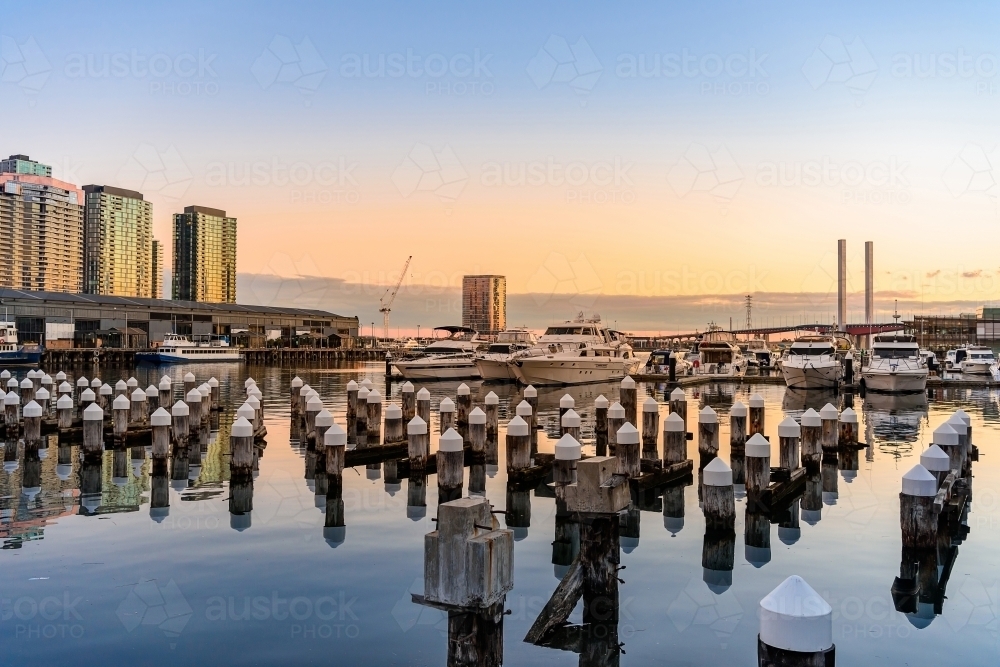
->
[781,387,840,415]
[863,392,929,461]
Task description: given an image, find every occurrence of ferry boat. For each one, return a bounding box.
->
[508,315,639,386]
[393,326,485,380]
[780,333,856,389]
[959,345,996,375]
[473,329,538,381]
[859,333,928,393]
[0,322,43,365]
[690,327,748,377]
[135,334,242,364]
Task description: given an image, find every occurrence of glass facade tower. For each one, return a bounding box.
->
[83,185,155,297]
[172,205,237,303]
[462,275,506,334]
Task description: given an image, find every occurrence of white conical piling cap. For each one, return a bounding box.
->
[664,412,685,432]
[523,385,537,398]
[778,417,801,438]
[839,407,857,424]
[55,371,66,381]
[820,403,839,420]
[515,400,532,417]
[159,378,171,390]
[150,407,171,426]
[237,403,255,421]
[172,401,189,416]
[385,404,402,419]
[186,388,202,403]
[439,397,455,413]
[946,413,968,435]
[407,415,427,434]
[621,375,635,389]
[608,401,625,418]
[457,383,470,396]
[416,387,430,400]
[20,377,32,389]
[801,408,821,427]
[131,388,147,402]
[198,384,210,397]
[345,379,357,391]
[81,388,96,401]
[561,409,581,428]
[289,376,303,389]
[932,423,960,446]
[160,375,172,385]
[507,415,529,436]
[439,428,464,452]
[469,407,486,424]
[22,400,42,418]
[699,406,717,424]
[555,434,582,460]
[669,387,686,401]
[617,422,640,445]
[0,370,8,379]
[100,383,113,396]
[730,401,747,417]
[643,397,658,413]
[127,377,138,388]
[243,377,255,388]
[360,379,373,390]
[902,464,938,497]
[401,381,414,393]
[28,369,39,378]
[367,389,382,404]
[248,386,262,399]
[357,387,369,402]
[4,391,18,405]
[595,395,609,409]
[76,376,89,387]
[113,395,130,410]
[58,394,74,409]
[35,387,50,400]
[41,374,52,384]
[246,395,261,410]
[232,417,253,438]
[59,381,72,393]
[91,377,102,388]
[306,395,322,411]
[208,377,219,388]
[183,373,195,383]
[6,378,17,389]
[316,409,334,427]
[746,433,770,458]
[703,457,733,486]
[485,391,498,405]
[921,445,950,472]
[759,575,833,653]
[954,409,971,426]
[115,380,127,391]
[85,402,106,421]
[559,394,575,409]
[325,422,347,447]
[145,385,157,398]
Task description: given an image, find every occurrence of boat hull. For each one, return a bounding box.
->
[781,361,842,389]
[860,370,928,393]
[0,349,43,366]
[474,357,517,381]
[394,359,480,380]
[136,352,242,364]
[960,361,993,375]
[512,357,639,386]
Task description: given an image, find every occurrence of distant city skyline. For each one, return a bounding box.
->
[4,1,1000,330]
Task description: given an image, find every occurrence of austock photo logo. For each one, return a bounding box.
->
[942,144,999,207]
[116,580,193,647]
[116,143,193,201]
[252,35,327,96]
[667,143,744,204]
[1,591,86,640]
[527,34,603,97]
[392,143,468,201]
[63,48,219,96]
[802,35,878,101]
[615,47,769,97]
[0,35,51,99]
[526,252,603,308]
[666,577,744,649]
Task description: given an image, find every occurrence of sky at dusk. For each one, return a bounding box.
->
[4,0,1000,332]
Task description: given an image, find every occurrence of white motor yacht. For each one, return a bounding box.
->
[393,326,484,380]
[743,338,775,369]
[511,315,640,386]
[690,328,747,377]
[944,348,968,371]
[474,329,539,381]
[960,345,996,374]
[860,333,928,393]
[780,333,856,389]
[643,349,693,376]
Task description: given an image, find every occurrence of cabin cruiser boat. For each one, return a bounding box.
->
[959,345,996,375]
[393,326,484,380]
[743,338,775,369]
[780,333,856,389]
[919,350,939,374]
[944,348,968,371]
[690,329,747,377]
[511,315,640,386]
[859,334,928,393]
[643,349,693,376]
[473,329,538,381]
[0,321,42,365]
[136,333,242,363]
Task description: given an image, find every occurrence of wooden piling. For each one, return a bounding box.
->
[559,394,575,424]
[157,377,172,411]
[920,445,951,489]
[641,397,659,460]
[57,394,74,430]
[728,400,747,455]
[408,416,430,469]
[749,393,765,437]
[401,381,415,421]
[758,576,834,667]
[900,464,939,549]
[594,394,609,439]
[130,388,147,425]
[22,400,42,446]
[616,422,640,478]
[198,384,211,423]
[367,389,383,441]
[20,377,35,406]
[456,383,471,426]
[515,400,532,450]
[34,387,50,419]
[114,379,127,398]
[74,376,88,407]
[246,394,262,432]
[560,409,581,443]
[384,403,404,444]
[81,402,105,458]
[230,417,255,478]
[820,403,839,455]
[745,434,771,499]
[553,434,581,486]
[469,407,487,454]
[112,394,130,440]
[439,397,455,435]
[99,384,112,414]
[946,414,969,474]
[800,408,822,469]
[151,407,171,460]
[778,417,801,471]
[416,387,431,426]
[523,385,538,433]
[325,423,347,478]
[506,416,531,474]
[698,406,719,461]
[186,388,202,426]
[171,400,189,448]
[838,408,858,448]
[183,372,196,397]
[663,411,687,465]
[607,402,625,453]
[144,385,158,413]
[619,376,637,426]
[208,377,219,410]
[3,391,18,436]
[702,457,736,532]
[437,428,465,501]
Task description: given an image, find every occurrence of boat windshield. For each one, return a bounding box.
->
[873,347,919,359]
[487,344,513,353]
[968,352,995,360]
[544,327,595,335]
[789,346,835,356]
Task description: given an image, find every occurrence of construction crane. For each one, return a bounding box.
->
[379,255,412,341]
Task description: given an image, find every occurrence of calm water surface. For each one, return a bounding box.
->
[2,362,999,665]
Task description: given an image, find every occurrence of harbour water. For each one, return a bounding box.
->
[2,361,999,665]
